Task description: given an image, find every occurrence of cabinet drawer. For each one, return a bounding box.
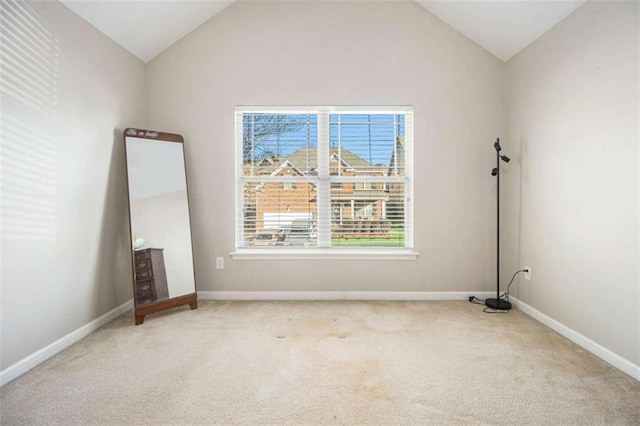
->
[136,291,154,302]
[136,281,152,292]
[137,296,154,305]
[134,249,150,258]
[135,257,151,270]
[135,266,153,280]
[136,283,154,301]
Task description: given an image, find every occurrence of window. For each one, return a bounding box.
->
[355,182,373,190]
[282,173,296,190]
[236,106,413,254]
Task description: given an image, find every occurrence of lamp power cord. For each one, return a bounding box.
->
[468,269,528,313]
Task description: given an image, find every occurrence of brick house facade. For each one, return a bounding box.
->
[247,147,393,234]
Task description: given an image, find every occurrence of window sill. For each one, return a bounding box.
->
[230,249,420,261]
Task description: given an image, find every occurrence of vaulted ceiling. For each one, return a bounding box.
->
[61,0,586,63]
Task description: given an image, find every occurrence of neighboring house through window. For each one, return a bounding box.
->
[236,106,413,251]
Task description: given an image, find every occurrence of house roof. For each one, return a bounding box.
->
[250,156,285,175]
[271,159,307,177]
[248,146,388,177]
[285,147,383,174]
[388,137,405,176]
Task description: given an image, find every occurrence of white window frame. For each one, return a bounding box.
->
[232,106,418,260]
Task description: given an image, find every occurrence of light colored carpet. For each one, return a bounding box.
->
[1,301,639,425]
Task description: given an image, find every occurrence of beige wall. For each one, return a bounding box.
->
[146,0,504,292]
[1,0,146,369]
[505,1,639,365]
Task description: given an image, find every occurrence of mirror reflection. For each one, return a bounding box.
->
[125,134,196,313]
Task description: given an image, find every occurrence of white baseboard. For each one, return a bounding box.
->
[510,297,640,381]
[198,291,494,301]
[0,299,133,387]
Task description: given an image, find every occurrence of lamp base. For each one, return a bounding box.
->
[485,298,512,311]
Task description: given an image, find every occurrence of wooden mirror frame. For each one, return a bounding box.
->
[123,128,198,325]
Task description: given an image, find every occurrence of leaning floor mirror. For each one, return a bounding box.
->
[124,128,198,325]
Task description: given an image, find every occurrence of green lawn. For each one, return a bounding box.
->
[331,229,405,247]
[331,238,404,247]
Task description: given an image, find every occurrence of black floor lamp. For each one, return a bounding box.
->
[485,138,512,311]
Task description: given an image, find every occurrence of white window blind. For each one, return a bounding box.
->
[235,106,413,252]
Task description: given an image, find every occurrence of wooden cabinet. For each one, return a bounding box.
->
[134,248,169,305]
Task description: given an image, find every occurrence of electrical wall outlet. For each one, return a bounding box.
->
[216,257,224,269]
[524,266,531,281]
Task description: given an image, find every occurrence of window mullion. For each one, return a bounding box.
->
[316,112,331,247]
